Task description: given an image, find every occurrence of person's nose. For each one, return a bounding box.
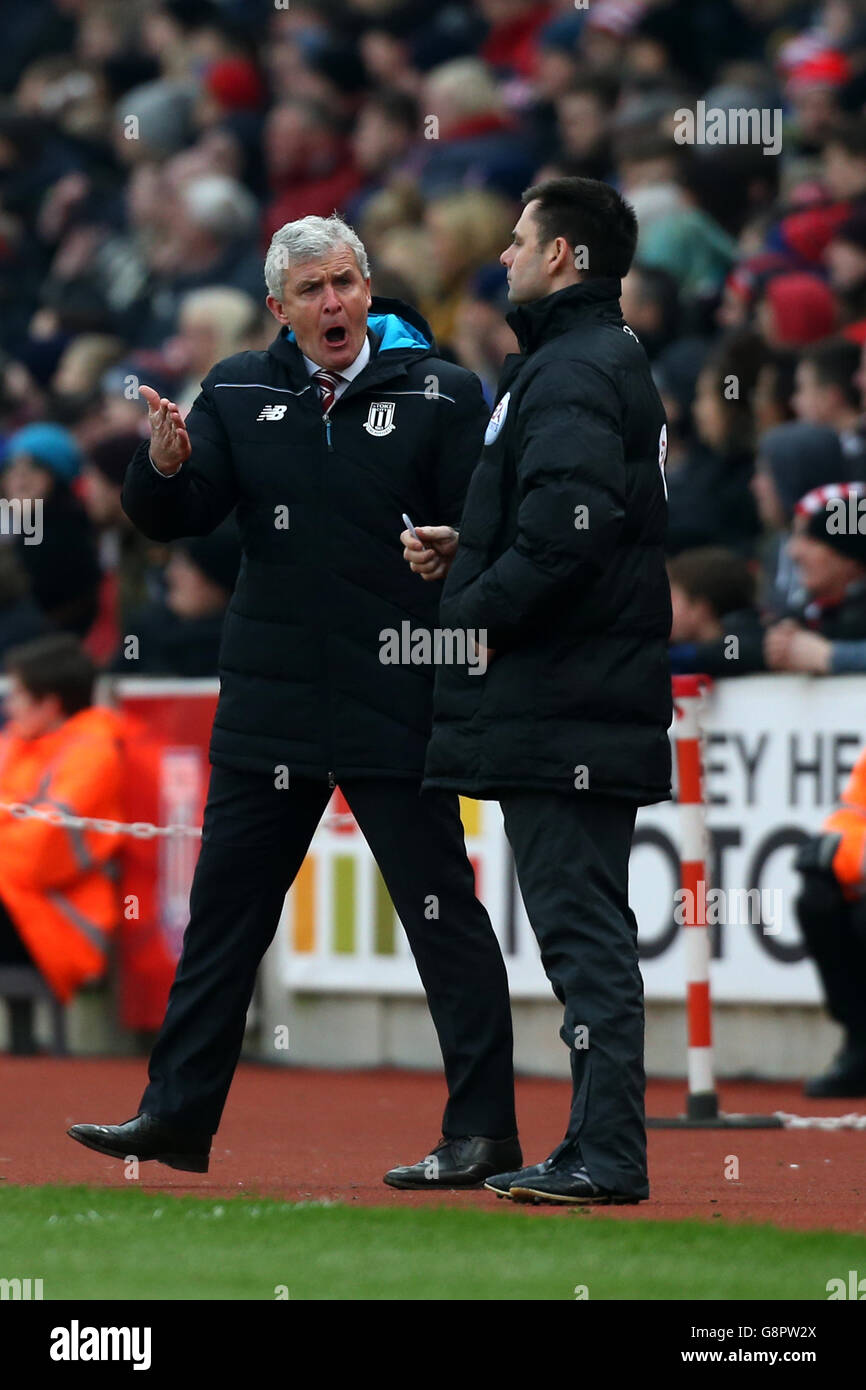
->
[322,284,342,313]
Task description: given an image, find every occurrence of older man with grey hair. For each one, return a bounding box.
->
[134,173,264,346]
[67,214,521,1190]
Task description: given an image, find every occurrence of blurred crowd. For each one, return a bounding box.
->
[3,0,866,680]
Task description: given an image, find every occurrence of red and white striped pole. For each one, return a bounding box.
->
[671,674,718,1121]
[649,676,783,1129]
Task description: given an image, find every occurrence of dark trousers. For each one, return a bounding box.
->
[0,894,39,1054]
[0,894,32,966]
[500,790,647,1198]
[796,870,866,1046]
[140,765,516,1139]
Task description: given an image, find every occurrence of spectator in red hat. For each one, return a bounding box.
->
[195,57,265,130]
[786,49,853,150]
[757,272,838,347]
[776,201,854,266]
[717,252,796,333]
[765,481,866,669]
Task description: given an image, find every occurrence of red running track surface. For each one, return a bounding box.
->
[1,1058,864,1232]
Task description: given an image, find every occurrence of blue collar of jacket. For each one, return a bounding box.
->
[507,277,623,356]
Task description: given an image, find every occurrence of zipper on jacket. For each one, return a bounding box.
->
[321,405,336,786]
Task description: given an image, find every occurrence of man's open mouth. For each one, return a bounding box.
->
[324,326,347,346]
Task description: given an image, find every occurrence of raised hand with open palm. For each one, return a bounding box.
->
[139,384,191,475]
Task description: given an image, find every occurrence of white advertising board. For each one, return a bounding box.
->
[277,675,865,1004]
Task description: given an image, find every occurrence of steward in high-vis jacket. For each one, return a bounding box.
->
[68,216,521,1189]
[405,178,672,1207]
[0,704,125,1000]
[0,634,125,1053]
[795,745,866,1098]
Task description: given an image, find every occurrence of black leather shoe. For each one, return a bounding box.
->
[804,1045,866,1098]
[485,1139,577,1197]
[384,1135,522,1189]
[67,1113,211,1173]
[510,1163,644,1206]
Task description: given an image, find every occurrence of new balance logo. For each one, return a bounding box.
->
[257,404,287,421]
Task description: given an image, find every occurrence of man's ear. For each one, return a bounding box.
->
[547,236,569,274]
[266,293,290,326]
[553,235,585,280]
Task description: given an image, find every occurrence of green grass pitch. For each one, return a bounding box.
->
[2,1186,864,1300]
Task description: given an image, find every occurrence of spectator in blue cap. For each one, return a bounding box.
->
[4,423,82,484]
[1,423,100,639]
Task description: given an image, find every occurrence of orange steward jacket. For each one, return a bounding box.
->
[826,747,866,897]
[0,706,126,1001]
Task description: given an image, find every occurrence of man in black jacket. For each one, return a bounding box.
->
[67,213,521,1187]
[405,178,672,1204]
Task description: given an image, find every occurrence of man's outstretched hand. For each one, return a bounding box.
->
[140,384,191,475]
[400,524,459,581]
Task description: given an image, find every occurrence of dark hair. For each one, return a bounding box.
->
[824,116,866,158]
[564,71,621,111]
[628,263,681,342]
[0,546,30,607]
[521,176,639,279]
[699,330,769,454]
[612,129,682,171]
[364,88,419,133]
[4,633,95,715]
[667,548,756,619]
[800,337,861,409]
[757,346,799,421]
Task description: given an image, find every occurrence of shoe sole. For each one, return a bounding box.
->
[509,1185,642,1206]
[382,1173,488,1190]
[67,1129,209,1173]
[483,1181,512,1199]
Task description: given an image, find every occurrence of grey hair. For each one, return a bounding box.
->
[182,175,258,243]
[264,214,370,298]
